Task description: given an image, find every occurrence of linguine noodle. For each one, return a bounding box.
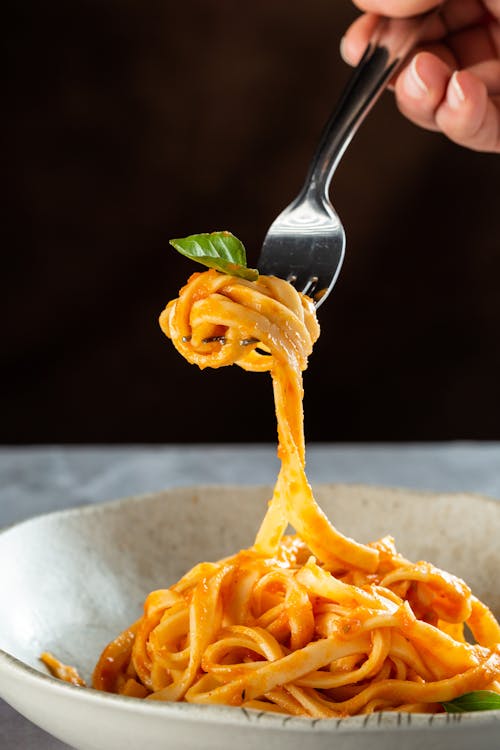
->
[43,269,500,716]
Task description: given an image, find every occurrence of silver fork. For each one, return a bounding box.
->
[258,9,440,307]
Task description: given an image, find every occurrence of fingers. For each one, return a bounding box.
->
[435,69,500,151]
[351,0,441,16]
[341,5,496,70]
[395,52,453,131]
[341,5,500,153]
[340,13,380,66]
[467,59,500,92]
[340,10,449,68]
[395,53,500,151]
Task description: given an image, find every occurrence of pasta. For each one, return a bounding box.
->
[45,268,500,716]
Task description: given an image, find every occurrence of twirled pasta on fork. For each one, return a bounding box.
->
[46,268,500,716]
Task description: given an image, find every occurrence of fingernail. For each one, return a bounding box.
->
[447,72,466,109]
[340,36,349,63]
[404,56,429,99]
[340,36,353,65]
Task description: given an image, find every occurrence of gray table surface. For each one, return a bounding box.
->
[1,443,500,748]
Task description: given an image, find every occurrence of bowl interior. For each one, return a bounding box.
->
[1,483,499,684]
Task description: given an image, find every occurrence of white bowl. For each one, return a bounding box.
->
[1,484,499,750]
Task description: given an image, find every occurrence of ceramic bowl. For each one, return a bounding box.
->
[0,484,499,750]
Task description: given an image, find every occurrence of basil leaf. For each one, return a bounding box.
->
[442,691,500,713]
[170,231,259,281]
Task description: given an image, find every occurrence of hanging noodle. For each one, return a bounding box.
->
[43,269,500,716]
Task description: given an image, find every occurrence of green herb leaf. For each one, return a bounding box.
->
[442,691,500,713]
[169,231,259,281]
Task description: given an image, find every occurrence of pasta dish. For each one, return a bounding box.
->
[43,264,500,717]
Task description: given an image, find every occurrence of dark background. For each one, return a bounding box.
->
[3,0,500,444]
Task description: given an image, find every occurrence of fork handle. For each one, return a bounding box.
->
[303,9,439,202]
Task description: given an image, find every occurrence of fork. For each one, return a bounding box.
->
[257,9,440,307]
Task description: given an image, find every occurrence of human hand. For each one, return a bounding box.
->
[341,1,500,152]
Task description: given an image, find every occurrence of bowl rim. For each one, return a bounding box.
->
[2,647,500,733]
[2,481,500,536]
[1,484,500,733]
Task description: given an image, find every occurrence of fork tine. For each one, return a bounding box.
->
[257,194,346,307]
[300,276,319,297]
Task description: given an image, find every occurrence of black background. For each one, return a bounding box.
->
[3,0,500,443]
